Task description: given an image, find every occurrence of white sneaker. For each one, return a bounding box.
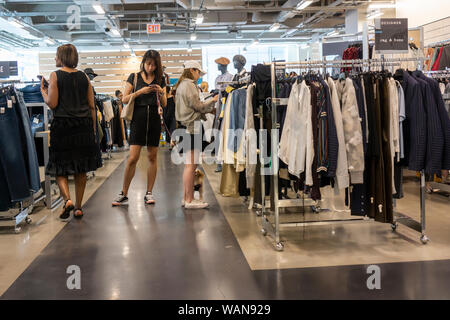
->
[181,200,185,207]
[184,199,209,209]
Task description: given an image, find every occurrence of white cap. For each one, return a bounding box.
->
[183,60,206,76]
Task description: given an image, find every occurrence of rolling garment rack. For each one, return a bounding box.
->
[422,69,450,195]
[0,80,35,231]
[259,57,428,251]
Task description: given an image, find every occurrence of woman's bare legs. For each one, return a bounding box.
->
[74,173,87,209]
[122,145,142,196]
[56,176,72,207]
[183,150,197,203]
[146,146,158,193]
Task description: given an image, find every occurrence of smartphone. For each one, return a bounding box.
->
[37,75,49,87]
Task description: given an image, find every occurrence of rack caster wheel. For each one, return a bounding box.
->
[25,217,32,224]
[391,222,398,231]
[261,228,267,236]
[420,235,430,244]
[14,227,21,234]
[275,242,284,251]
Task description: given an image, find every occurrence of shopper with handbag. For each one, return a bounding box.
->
[40,44,102,221]
[175,61,218,209]
[112,50,167,206]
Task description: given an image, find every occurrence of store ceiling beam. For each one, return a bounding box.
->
[10,5,356,17]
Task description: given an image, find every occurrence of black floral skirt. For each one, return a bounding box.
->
[46,117,102,177]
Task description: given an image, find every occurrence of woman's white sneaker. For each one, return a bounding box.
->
[184,199,209,209]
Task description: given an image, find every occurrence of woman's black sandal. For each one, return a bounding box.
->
[60,200,74,222]
[74,208,84,219]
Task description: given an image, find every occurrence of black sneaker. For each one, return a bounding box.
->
[112,192,128,206]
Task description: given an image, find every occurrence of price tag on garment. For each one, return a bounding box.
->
[33,117,39,124]
[7,99,12,108]
[0,107,5,114]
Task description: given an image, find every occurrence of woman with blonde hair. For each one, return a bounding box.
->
[40,44,101,221]
[175,61,218,209]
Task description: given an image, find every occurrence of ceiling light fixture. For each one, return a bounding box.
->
[368,2,396,9]
[44,38,55,45]
[124,42,130,49]
[269,23,280,32]
[8,18,24,29]
[296,0,313,11]
[190,33,197,40]
[327,30,339,37]
[110,28,121,37]
[187,44,193,52]
[92,4,105,14]
[195,13,204,25]
[366,10,384,19]
[250,39,259,46]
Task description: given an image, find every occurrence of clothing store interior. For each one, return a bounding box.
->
[1,0,450,300]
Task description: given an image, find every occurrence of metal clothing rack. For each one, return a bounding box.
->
[257,57,429,251]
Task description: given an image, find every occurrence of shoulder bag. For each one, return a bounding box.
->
[120,72,138,121]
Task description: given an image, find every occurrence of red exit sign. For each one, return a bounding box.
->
[147,24,160,34]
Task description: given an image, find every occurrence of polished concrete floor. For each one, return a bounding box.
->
[1,149,450,299]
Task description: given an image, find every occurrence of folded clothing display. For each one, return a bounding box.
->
[19,84,44,103]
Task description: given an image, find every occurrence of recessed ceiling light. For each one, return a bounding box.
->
[190,33,197,40]
[269,23,280,32]
[92,4,105,14]
[110,28,121,37]
[8,19,24,29]
[296,0,313,11]
[196,13,204,25]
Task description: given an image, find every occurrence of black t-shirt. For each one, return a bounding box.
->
[127,72,166,107]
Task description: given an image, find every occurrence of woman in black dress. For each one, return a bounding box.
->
[40,44,102,221]
[112,50,167,206]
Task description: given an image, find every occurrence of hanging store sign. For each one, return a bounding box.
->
[0,62,10,78]
[147,24,161,34]
[375,18,408,53]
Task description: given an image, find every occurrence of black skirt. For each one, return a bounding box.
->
[46,117,102,176]
[129,105,161,147]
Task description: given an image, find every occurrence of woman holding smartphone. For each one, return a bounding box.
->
[112,50,167,206]
[175,61,218,209]
[40,44,101,221]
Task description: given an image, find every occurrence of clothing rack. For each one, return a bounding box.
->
[425,39,450,48]
[216,74,251,85]
[258,57,429,251]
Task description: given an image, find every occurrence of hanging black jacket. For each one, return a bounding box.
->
[402,71,427,171]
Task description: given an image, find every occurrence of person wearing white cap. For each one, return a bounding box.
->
[174,60,218,209]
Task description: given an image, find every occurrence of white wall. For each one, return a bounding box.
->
[396,0,450,28]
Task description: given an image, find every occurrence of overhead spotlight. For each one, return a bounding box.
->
[190,33,197,41]
[110,28,121,37]
[195,13,204,25]
[8,18,24,29]
[250,39,259,47]
[243,47,247,52]
[269,23,280,32]
[366,10,384,19]
[124,42,130,49]
[236,30,243,39]
[44,38,55,45]
[92,3,105,14]
[368,2,396,9]
[187,44,192,52]
[326,30,339,37]
[131,51,136,57]
[296,0,313,10]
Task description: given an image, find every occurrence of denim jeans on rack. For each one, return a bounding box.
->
[0,88,31,208]
[19,84,44,103]
[14,89,41,192]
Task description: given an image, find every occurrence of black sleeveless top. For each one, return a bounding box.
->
[54,70,90,118]
[127,72,166,107]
